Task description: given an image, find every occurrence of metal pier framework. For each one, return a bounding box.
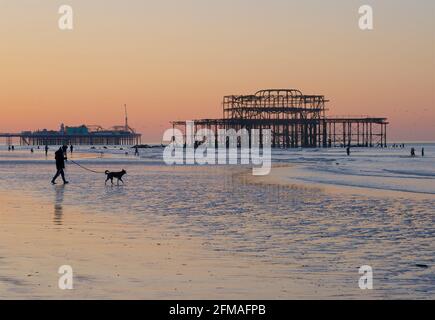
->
[172,89,388,148]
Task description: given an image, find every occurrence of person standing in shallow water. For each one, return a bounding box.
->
[51,147,69,185]
[411,148,416,157]
[421,148,425,157]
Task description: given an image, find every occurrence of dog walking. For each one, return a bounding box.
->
[51,146,69,185]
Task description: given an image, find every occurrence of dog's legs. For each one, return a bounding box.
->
[119,178,124,184]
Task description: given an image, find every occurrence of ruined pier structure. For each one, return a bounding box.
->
[172,89,388,148]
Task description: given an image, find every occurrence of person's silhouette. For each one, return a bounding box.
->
[51,147,69,185]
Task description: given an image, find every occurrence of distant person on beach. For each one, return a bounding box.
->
[411,148,416,157]
[45,145,49,156]
[30,148,34,153]
[11,145,14,151]
[51,147,69,185]
[8,146,11,151]
[70,145,74,154]
[346,147,350,156]
[422,148,425,157]
[135,146,139,156]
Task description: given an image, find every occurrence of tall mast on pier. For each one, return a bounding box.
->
[124,104,135,133]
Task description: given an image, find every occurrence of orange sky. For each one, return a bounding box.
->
[0,0,434,142]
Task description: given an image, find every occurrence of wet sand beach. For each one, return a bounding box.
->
[0,146,434,299]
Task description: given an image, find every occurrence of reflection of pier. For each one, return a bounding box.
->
[172,89,388,148]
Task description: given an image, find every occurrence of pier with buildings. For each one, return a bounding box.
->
[0,106,141,146]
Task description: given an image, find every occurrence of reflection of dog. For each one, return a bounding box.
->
[105,169,127,185]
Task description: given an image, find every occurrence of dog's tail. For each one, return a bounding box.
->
[105,170,110,175]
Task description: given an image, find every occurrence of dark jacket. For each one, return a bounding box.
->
[55,149,67,170]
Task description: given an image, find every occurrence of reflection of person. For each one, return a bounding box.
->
[54,185,65,226]
[51,147,69,185]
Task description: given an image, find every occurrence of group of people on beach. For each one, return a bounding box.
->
[344,146,425,158]
[44,144,73,156]
[410,147,425,157]
[391,143,406,148]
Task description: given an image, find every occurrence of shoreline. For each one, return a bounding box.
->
[245,164,435,200]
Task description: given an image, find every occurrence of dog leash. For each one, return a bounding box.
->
[69,159,106,174]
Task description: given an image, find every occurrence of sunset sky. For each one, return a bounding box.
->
[0,0,434,142]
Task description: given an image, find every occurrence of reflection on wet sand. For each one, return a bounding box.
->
[54,185,65,226]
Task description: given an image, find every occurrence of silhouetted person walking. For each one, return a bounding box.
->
[51,147,69,185]
[135,146,139,156]
[422,148,425,157]
[70,145,74,154]
[346,147,351,156]
[411,148,416,157]
[45,145,49,156]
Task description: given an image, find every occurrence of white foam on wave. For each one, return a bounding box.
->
[268,143,435,195]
